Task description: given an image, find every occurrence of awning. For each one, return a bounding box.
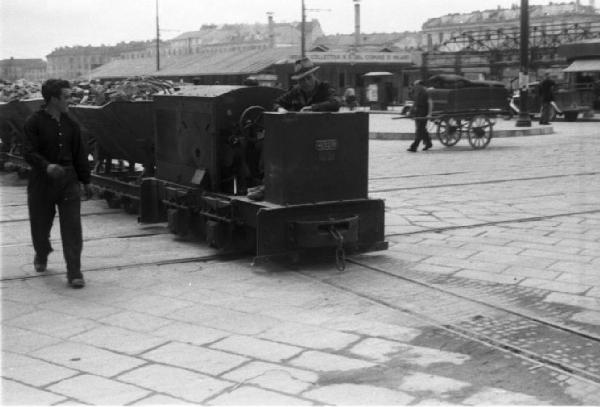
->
[363,72,393,77]
[563,59,600,72]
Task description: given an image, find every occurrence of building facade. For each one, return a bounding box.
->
[46,41,153,80]
[120,19,324,60]
[0,58,47,82]
[421,1,600,84]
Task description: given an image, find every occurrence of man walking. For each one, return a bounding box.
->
[407,80,433,152]
[23,79,92,288]
[539,72,556,125]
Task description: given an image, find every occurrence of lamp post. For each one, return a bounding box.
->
[516,0,531,126]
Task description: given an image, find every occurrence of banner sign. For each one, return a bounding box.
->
[306,52,418,65]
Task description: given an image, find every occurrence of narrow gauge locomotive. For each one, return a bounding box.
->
[72,85,388,263]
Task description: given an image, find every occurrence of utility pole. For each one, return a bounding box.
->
[155,0,160,71]
[301,0,306,57]
[516,0,531,126]
[300,0,330,58]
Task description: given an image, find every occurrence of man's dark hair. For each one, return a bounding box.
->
[41,79,71,103]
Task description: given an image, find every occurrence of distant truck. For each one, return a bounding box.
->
[510,81,595,122]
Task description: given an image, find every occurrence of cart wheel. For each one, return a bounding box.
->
[467,115,493,149]
[437,117,461,146]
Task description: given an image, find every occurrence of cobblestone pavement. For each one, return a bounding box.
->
[1,118,599,405]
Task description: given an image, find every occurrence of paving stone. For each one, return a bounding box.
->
[289,350,375,372]
[31,341,145,377]
[570,311,600,326]
[1,326,62,354]
[398,372,470,394]
[223,361,318,394]
[501,266,561,280]
[519,278,590,294]
[97,310,171,332]
[118,364,232,403]
[302,383,414,405]
[48,374,150,405]
[468,252,555,268]
[37,297,121,319]
[258,321,360,351]
[455,269,524,285]
[558,273,600,287]
[70,325,168,355]
[462,387,548,405]
[320,317,422,342]
[587,287,600,298]
[550,261,598,275]
[207,385,310,405]
[520,249,594,263]
[5,309,98,339]
[350,338,470,366]
[507,241,581,255]
[411,263,460,275]
[423,256,509,273]
[168,304,281,335]
[544,292,600,312]
[210,335,303,363]
[1,300,37,320]
[152,321,229,346]
[1,378,66,405]
[131,394,196,405]
[2,351,77,387]
[114,294,195,316]
[142,341,247,375]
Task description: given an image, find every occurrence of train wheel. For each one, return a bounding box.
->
[437,117,461,146]
[467,115,493,149]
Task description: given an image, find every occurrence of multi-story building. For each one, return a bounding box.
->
[46,41,154,80]
[120,18,324,60]
[421,1,600,83]
[0,58,47,82]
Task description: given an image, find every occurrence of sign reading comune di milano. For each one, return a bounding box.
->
[306,52,419,65]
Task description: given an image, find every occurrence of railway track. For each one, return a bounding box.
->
[295,260,600,385]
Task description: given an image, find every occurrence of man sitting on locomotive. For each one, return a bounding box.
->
[246,57,341,200]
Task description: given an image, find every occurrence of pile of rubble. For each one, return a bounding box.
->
[0,80,42,102]
[74,77,177,105]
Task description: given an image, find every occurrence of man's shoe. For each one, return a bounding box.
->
[407,148,417,153]
[423,144,433,151]
[247,185,265,201]
[68,277,85,289]
[34,255,47,273]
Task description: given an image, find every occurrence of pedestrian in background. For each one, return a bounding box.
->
[539,72,556,125]
[344,87,358,110]
[407,80,433,152]
[23,79,92,288]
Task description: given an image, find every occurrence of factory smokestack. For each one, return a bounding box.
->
[267,12,275,48]
[354,0,361,48]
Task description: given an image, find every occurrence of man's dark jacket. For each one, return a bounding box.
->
[23,109,91,184]
[274,81,341,112]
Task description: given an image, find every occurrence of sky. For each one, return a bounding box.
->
[1,0,560,60]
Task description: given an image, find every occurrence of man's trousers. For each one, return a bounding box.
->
[410,119,432,150]
[27,167,83,278]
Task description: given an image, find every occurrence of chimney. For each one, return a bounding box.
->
[575,0,580,11]
[591,0,596,10]
[267,12,275,48]
[354,0,361,48]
